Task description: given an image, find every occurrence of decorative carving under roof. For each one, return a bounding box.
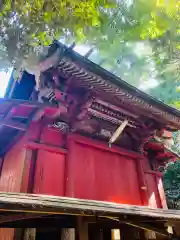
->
[6,41,180,158]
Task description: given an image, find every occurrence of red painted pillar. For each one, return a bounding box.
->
[156,176,168,209]
[136,157,149,206]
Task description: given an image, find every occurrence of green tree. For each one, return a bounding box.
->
[84,0,180,155]
[164,161,180,208]
[85,0,180,83]
[89,41,154,87]
[0,0,115,70]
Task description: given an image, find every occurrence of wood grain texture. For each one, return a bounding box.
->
[56,50,180,129]
[0,192,179,221]
[66,138,142,204]
[33,150,66,196]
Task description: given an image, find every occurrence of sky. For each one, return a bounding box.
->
[0,45,90,98]
[0,43,159,97]
[0,70,12,98]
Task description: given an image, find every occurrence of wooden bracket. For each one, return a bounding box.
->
[109,120,128,145]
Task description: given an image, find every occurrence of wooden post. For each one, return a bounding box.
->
[145,230,157,239]
[61,228,75,240]
[23,228,36,240]
[156,176,168,209]
[77,217,89,240]
[136,157,148,205]
[111,229,121,240]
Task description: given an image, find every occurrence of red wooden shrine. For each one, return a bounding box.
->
[0,42,180,239]
[0,106,167,207]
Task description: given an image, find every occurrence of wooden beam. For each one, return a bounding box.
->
[0,192,179,222]
[0,98,58,111]
[95,98,138,119]
[122,221,168,237]
[109,120,128,145]
[0,119,26,131]
[88,108,135,128]
[104,219,168,238]
[67,133,142,159]
[0,213,45,225]
[25,141,67,154]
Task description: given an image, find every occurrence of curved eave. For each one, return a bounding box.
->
[43,42,180,129]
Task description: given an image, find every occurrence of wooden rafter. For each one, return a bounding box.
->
[53,42,180,129]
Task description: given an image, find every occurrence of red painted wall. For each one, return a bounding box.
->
[0,228,14,240]
[0,138,32,240]
[33,150,65,196]
[0,122,167,209]
[0,140,28,192]
[66,137,142,205]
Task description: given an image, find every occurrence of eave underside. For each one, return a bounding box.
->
[50,42,180,130]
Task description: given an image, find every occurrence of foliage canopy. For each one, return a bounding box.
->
[0,0,115,69]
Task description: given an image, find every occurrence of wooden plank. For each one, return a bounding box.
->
[0,193,179,221]
[20,148,34,193]
[0,119,26,131]
[25,141,68,154]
